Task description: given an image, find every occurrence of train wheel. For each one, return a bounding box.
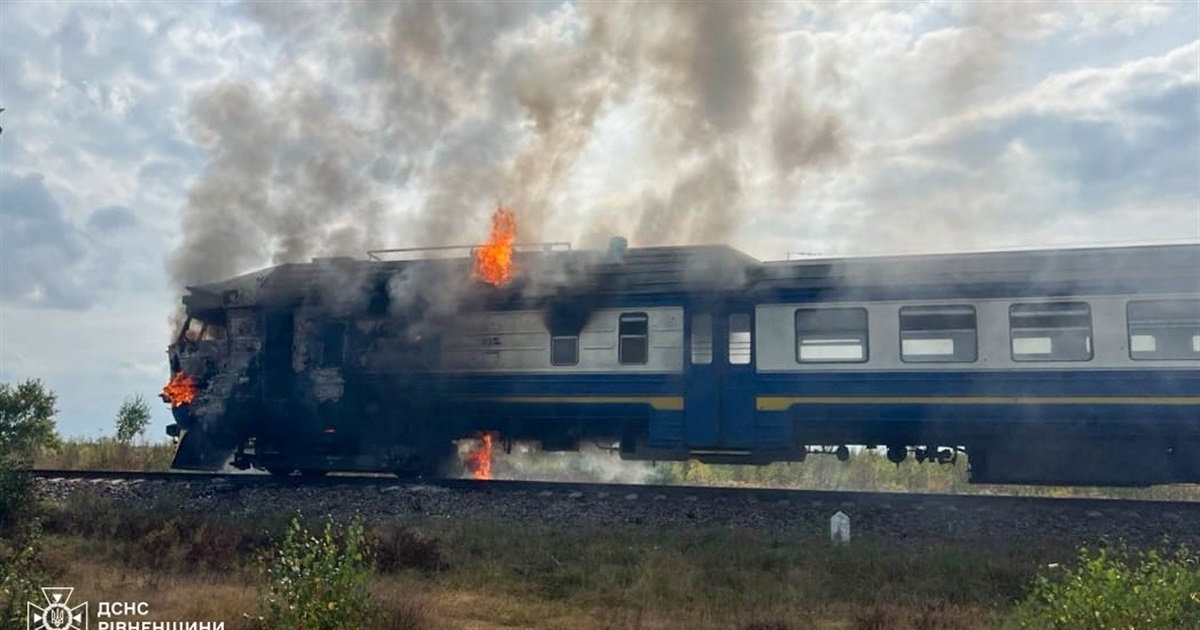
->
[299,469,328,479]
[265,466,295,477]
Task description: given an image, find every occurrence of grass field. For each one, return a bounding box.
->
[26,493,1077,630]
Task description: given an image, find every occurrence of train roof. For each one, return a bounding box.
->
[759,242,1200,291]
[181,241,1200,315]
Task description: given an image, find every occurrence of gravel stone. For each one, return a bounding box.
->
[31,477,1200,550]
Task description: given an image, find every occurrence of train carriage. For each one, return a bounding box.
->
[163,240,1200,486]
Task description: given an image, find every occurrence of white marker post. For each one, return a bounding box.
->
[830,511,850,545]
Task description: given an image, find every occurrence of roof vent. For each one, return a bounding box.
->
[606,236,628,263]
[312,256,357,267]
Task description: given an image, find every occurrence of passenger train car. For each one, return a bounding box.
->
[163,240,1200,486]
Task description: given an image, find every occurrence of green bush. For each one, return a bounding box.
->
[0,519,48,627]
[0,459,38,535]
[0,461,50,627]
[1011,544,1200,629]
[0,379,60,458]
[256,514,375,630]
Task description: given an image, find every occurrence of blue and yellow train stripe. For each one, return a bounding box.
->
[472,394,1199,413]
[482,395,685,411]
[755,395,1200,411]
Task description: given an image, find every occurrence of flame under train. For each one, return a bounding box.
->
[163,238,1200,486]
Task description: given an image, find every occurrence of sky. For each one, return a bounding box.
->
[1,1,1197,439]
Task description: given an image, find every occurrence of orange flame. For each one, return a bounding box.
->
[161,372,198,408]
[472,206,516,286]
[465,433,495,480]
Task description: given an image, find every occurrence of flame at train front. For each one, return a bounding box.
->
[161,372,198,408]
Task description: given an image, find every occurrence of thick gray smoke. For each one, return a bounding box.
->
[165,3,1196,287]
[172,79,387,287]
[167,2,849,288]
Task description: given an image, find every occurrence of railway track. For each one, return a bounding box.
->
[30,467,1200,514]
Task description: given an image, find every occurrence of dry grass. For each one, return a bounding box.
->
[34,440,175,471]
[36,541,1009,630]
[851,601,1000,630]
[39,543,261,629]
[37,478,1127,630]
[32,494,1048,630]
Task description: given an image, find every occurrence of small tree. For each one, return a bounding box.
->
[257,514,375,630]
[0,379,60,459]
[115,394,152,444]
[0,379,55,626]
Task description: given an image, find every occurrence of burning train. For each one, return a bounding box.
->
[162,212,1200,486]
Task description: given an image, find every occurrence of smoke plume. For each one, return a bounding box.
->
[165,3,1183,286]
[167,2,850,288]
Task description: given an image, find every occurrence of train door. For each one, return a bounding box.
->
[723,311,755,448]
[684,307,755,449]
[263,311,294,402]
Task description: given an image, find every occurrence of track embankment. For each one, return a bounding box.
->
[31,469,1200,547]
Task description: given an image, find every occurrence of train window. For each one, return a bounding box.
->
[794,308,869,363]
[1010,302,1092,361]
[551,335,579,366]
[482,350,500,366]
[319,323,346,367]
[899,305,977,363]
[227,312,254,338]
[1127,299,1200,360]
[619,313,649,365]
[181,318,227,343]
[691,314,713,365]
[729,313,752,365]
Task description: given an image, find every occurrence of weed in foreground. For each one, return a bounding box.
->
[0,458,38,535]
[253,513,375,630]
[0,519,49,627]
[853,601,998,630]
[0,462,54,627]
[367,524,446,574]
[1010,543,1200,629]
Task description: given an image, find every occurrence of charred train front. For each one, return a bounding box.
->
[165,256,477,476]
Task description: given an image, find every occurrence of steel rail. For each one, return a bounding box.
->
[28,468,1200,513]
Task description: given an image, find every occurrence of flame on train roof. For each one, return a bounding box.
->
[473,206,517,286]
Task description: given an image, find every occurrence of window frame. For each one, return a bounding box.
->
[898,304,978,364]
[794,307,870,364]
[729,313,752,365]
[550,335,579,366]
[618,312,649,365]
[690,313,713,365]
[319,322,347,367]
[1126,298,1200,361]
[1009,301,1093,362]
